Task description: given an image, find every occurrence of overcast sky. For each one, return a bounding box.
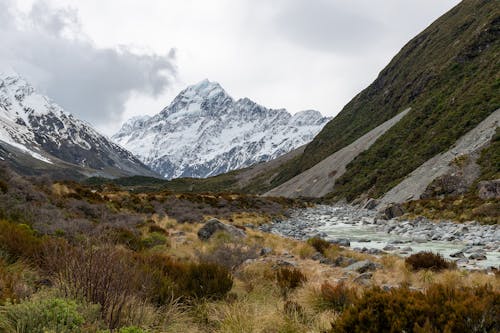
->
[2,0,460,135]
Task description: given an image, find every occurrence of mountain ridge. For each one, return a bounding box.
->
[0,73,157,179]
[113,79,331,179]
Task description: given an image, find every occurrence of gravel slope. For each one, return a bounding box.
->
[379,108,500,207]
[264,108,411,198]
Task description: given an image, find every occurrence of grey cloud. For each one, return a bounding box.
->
[275,0,384,53]
[250,0,459,55]
[0,0,176,130]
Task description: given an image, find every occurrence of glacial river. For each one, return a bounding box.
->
[265,205,500,269]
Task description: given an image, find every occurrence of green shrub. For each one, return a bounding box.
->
[307,237,331,254]
[0,221,41,262]
[0,297,88,333]
[405,251,456,271]
[276,267,307,297]
[331,284,500,333]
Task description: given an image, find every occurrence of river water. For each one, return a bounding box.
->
[265,205,500,270]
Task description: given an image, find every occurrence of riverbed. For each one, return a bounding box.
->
[262,205,500,270]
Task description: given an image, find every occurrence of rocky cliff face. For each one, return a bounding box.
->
[113,80,331,179]
[0,73,156,178]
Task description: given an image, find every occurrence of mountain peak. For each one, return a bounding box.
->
[160,79,233,118]
[179,79,226,100]
[114,81,331,179]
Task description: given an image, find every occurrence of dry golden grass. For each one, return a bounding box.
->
[102,210,500,332]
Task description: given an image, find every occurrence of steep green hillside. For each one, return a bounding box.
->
[268,0,499,199]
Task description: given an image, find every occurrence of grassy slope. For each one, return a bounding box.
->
[251,0,499,198]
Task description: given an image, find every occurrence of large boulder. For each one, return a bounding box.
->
[197,218,246,241]
[478,179,500,200]
[382,203,405,219]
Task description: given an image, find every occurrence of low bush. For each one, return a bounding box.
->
[331,284,500,333]
[180,262,233,300]
[276,267,307,297]
[405,251,456,271]
[0,297,95,333]
[318,281,357,312]
[42,242,142,329]
[307,237,331,254]
[0,221,41,262]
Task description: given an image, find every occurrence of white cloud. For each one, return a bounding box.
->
[3,0,460,135]
[0,0,176,134]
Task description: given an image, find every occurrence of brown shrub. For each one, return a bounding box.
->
[0,221,41,262]
[332,284,500,333]
[276,267,307,297]
[319,281,357,312]
[41,241,142,329]
[149,224,168,234]
[180,262,233,300]
[405,251,456,271]
[307,237,331,254]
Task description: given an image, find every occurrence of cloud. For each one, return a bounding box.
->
[264,0,386,54]
[0,0,176,133]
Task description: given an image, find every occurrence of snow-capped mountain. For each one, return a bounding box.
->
[0,73,155,178]
[113,79,331,179]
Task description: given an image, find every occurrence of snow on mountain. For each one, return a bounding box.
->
[113,79,331,179]
[0,73,155,177]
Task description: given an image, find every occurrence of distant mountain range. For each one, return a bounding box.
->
[0,73,156,178]
[113,79,331,179]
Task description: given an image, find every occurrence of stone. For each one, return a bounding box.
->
[319,257,334,265]
[330,238,350,247]
[197,218,246,241]
[357,238,372,243]
[367,248,384,255]
[383,244,399,251]
[469,253,487,260]
[363,198,379,210]
[344,260,381,273]
[260,247,272,256]
[311,252,324,261]
[383,203,405,219]
[478,179,500,200]
[353,272,373,282]
[333,256,357,267]
[274,260,297,268]
[450,251,465,258]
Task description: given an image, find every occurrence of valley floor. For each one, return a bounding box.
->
[0,170,498,332]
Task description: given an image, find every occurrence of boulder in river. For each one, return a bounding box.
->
[329,238,351,247]
[469,253,487,260]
